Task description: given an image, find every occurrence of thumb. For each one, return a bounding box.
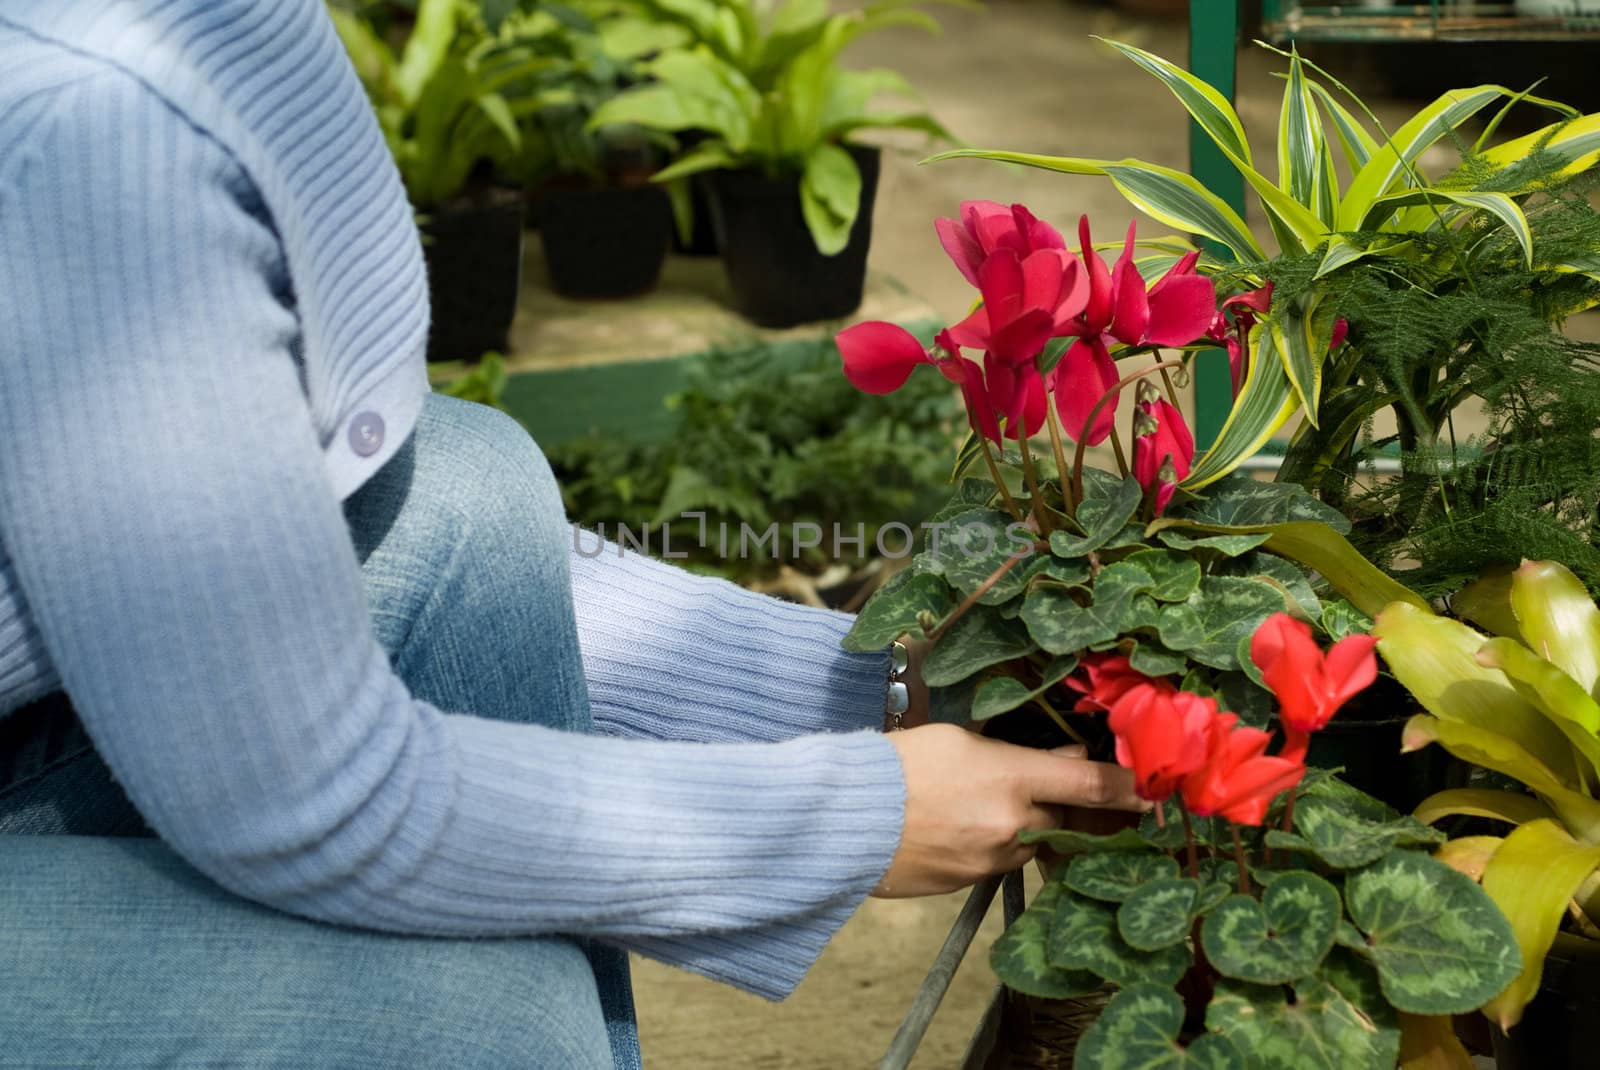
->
[1050,744,1088,759]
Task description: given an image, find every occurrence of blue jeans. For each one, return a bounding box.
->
[0,395,639,1069]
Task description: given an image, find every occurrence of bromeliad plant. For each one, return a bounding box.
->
[837,201,1418,736]
[1374,558,1600,1031]
[989,619,1520,1069]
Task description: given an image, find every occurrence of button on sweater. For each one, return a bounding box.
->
[0,0,905,1000]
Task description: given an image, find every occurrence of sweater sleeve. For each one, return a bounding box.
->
[0,67,904,1001]
[569,542,893,743]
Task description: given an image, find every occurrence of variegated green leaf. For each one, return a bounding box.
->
[1117,877,1202,951]
[1308,79,1377,174]
[1358,189,1532,268]
[1183,323,1299,488]
[1338,85,1505,230]
[1076,984,1242,1069]
[1048,889,1193,985]
[990,879,1105,999]
[1345,850,1522,1016]
[923,149,1265,262]
[1101,38,1252,166]
[1314,236,1411,279]
[1278,50,1322,207]
[1202,873,1341,984]
[1481,112,1600,185]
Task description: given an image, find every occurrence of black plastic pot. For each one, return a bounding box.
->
[707,144,880,328]
[420,188,525,363]
[538,181,671,299]
[1492,933,1600,1070]
[1304,715,1466,814]
[673,174,720,256]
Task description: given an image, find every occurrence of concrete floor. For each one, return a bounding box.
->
[629,3,1587,1065]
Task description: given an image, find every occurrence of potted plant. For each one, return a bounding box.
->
[587,0,960,327]
[492,4,687,298]
[833,196,1520,1064]
[331,0,535,362]
[1374,558,1600,1066]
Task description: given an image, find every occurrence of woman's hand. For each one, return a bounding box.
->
[871,726,1148,898]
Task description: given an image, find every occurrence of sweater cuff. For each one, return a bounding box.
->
[569,536,892,744]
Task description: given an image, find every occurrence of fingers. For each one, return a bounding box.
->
[1021,751,1147,812]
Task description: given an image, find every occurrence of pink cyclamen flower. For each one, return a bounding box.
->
[835,321,1033,444]
[1131,396,1195,516]
[936,201,1069,289]
[1207,283,1273,396]
[1050,220,1217,445]
[945,247,1088,365]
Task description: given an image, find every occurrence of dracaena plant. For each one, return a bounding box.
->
[991,616,1519,1070]
[1374,558,1600,1031]
[930,41,1600,594]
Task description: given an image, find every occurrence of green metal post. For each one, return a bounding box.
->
[1188,0,1246,449]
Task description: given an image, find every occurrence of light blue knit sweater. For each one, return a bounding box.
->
[0,0,904,1000]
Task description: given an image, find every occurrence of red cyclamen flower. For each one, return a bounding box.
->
[1207,283,1273,397]
[1065,652,1170,713]
[1131,396,1195,516]
[1050,220,1217,445]
[1249,612,1378,764]
[945,247,1088,365]
[1180,713,1306,826]
[1107,683,1217,803]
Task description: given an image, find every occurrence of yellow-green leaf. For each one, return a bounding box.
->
[1398,1012,1475,1070]
[1433,835,1504,883]
[1480,820,1600,1028]
[1414,789,1556,829]
[1450,569,1521,640]
[1279,49,1322,206]
[1374,604,1581,785]
[1477,636,1600,781]
[1401,715,1600,843]
[1480,112,1600,186]
[1510,559,1600,698]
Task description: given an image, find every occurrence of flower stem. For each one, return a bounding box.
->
[1178,805,1201,881]
[1045,403,1076,516]
[923,541,1045,643]
[1035,695,1089,747]
[1231,825,1252,896]
[1017,433,1052,535]
[1158,363,1182,408]
[1070,360,1187,506]
[1108,425,1130,478]
[980,439,1025,523]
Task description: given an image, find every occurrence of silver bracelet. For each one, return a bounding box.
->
[885,640,910,731]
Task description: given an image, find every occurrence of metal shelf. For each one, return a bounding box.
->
[1262,2,1600,41]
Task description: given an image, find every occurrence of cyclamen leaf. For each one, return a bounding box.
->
[1118,877,1201,951]
[1020,826,1157,854]
[990,880,1105,999]
[1156,530,1272,556]
[969,656,1078,721]
[1065,851,1180,903]
[1120,549,1203,603]
[930,508,1037,606]
[1128,641,1187,678]
[1321,599,1374,643]
[1206,971,1400,1070]
[1175,473,1351,533]
[1220,551,1322,621]
[1202,872,1341,984]
[840,569,950,651]
[1075,984,1243,1070]
[1052,477,1144,556]
[1344,850,1522,1015]
[1048,891,1193,986]
[1021,585,1115,655]
[922,604,1034,687]
[1158,575,1291,670]
[1281,793,1445,869]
